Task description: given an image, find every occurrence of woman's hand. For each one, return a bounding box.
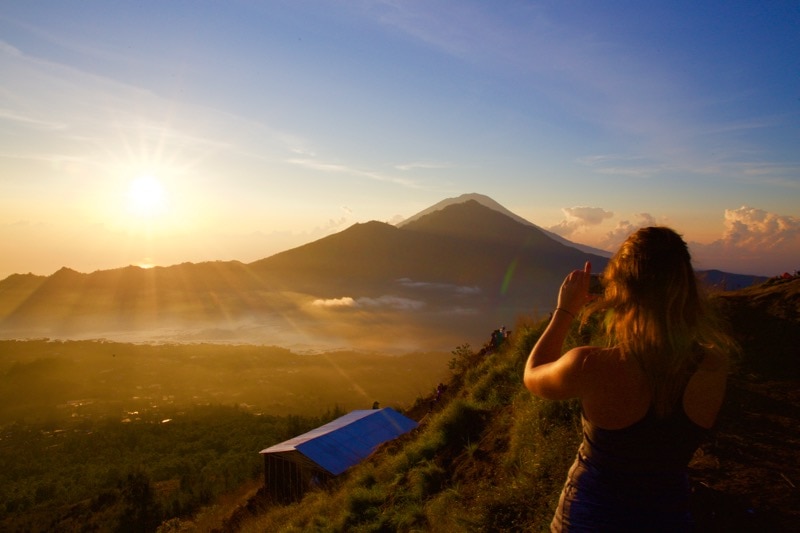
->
[557,261,592,316]
[525,260,594,399]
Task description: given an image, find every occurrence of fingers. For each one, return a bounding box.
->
[561,261,592,292]
[564,264,590,284]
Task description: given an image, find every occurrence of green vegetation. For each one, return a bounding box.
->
[236,314,596,532]
[0,405,339,531]
[0,317,584,532]
[0,276,795,531]
[4,275,789,531]
[0,340,451,531]
[0,340,452,424]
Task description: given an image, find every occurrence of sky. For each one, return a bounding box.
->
[1,0,798,279]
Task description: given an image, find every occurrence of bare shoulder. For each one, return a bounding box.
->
[573,346,636,387]
[684,346,729,428]
[580,347,650,428]
[524,346,602,400]
[576,346,625,373]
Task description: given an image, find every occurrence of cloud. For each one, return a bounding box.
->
[286,158,420,188]
[0,36,323,177]
[548,206,614,237]
[0,41,23,56]
[319,217,349,232]
[312,297,356,308]
[311,295,425,311]
[600,213,658,249]
[687,206,800,275]
[442,306,480,316]
[388,214,406,225]
[719,206,800,249]
[393,161,453,171]
[0,108,66,130]
[578,154,664,179]
[396,277,481,295]
[357,296,426,310]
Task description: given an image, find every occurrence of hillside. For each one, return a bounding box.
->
[223,278,800,532]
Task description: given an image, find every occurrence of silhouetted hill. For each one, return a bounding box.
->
[0,262,276,335]
[249,221,409,294]
[0,272,46,318]
[699,269,769,291]
[716,276,800,378]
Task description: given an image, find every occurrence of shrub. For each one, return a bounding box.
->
[343,485,387,528]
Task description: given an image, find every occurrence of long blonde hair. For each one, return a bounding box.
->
[585,227,733,416]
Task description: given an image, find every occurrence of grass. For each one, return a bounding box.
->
[235,314,589,532]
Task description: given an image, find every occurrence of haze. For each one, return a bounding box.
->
[1,1,798,279]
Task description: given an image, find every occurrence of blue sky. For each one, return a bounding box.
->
[1,0,798,278]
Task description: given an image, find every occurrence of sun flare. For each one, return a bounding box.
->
[127,174,167,217]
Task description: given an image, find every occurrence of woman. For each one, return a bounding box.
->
[524,227,734,532]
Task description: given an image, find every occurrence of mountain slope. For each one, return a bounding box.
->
[251,200,607,297]
[398,193,535,228]
[0,261,304,342]
[0,273,46,318]
[398,192,612,257]
[246,200,612,351]
[230,277,800,532]
[715,276,800,378]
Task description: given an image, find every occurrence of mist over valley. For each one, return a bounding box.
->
[0,195,765,353]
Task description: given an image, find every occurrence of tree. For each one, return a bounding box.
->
[118,471,162,532]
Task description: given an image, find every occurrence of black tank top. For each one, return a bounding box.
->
[580,404,708,477]
[581,350,709,476]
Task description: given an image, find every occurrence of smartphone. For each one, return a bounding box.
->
[589,274,603,295]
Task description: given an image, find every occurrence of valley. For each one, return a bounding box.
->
[0,196,788,531]
[0,339,453,531]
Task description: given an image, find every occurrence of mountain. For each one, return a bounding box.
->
[251,199,605,295]
[246,199,611,349]
[0,196,762,351]
[398,192,613,258]
[696,269,769,291]
[2,262,260,342]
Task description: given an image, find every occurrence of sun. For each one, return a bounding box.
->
[127,174,167,218]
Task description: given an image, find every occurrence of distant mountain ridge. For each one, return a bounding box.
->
[0,195,766,350]
[251,200,601,288]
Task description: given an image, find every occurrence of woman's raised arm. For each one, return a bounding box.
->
[524,261,592,399]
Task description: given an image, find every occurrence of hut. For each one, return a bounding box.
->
[259,408,417,502]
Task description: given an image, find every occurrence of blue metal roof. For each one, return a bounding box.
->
[260,408,418,475]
